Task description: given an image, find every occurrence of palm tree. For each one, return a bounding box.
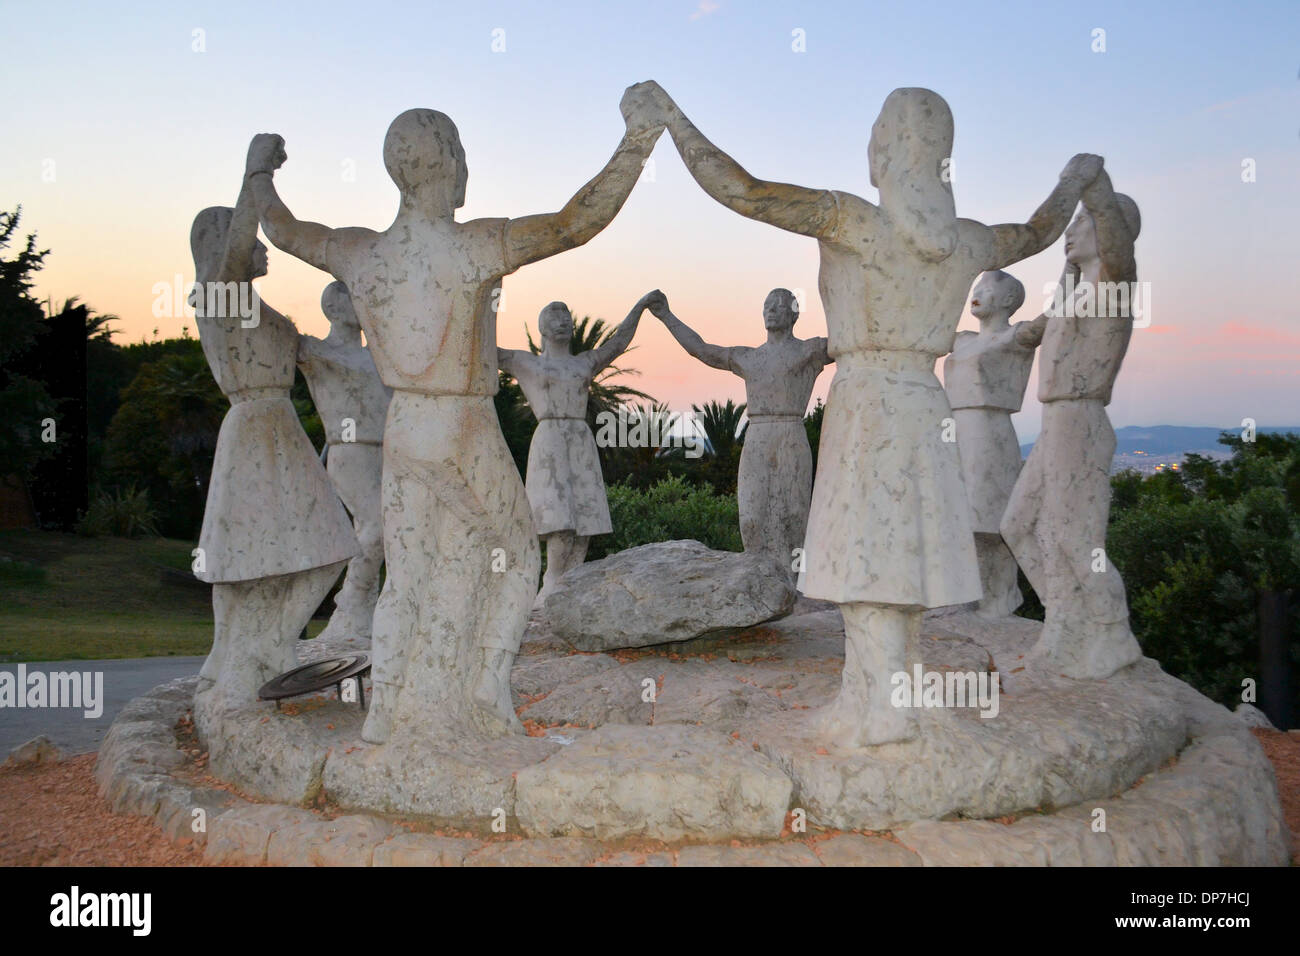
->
[692,399,747,459]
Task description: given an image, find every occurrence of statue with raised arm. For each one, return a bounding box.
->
[638,81,1101,746]
[650,288,830,574]
[1001,170,1143,679]
[943,270,1042,618]
[500,292,659,605]
[189,185,356,723]
[297,281,392,646]
[243,86,664,744]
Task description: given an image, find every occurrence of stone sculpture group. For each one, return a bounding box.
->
[189,80,1142,754]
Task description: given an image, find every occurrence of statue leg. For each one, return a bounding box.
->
[817,601,922,747]
[1033,401,1140,677]
[360,436,424,744]
[1000,440,1047,602]
[974,532,1023,617]
[320,443,384,643]
[198,562,342,717]
[537,531,575,606]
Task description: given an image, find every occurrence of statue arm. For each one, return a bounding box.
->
[211,181,262,284]
[244,134,356,276]
[655,88,839,239]
[987,154,1103,269]
[503,114,663,271]
[587,295,651,373]
[1013,316,1048,349]
[1081,169,1137,281]
[653,304,735,373]
[498,347,527,377]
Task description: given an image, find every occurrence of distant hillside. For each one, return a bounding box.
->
[1020,425,1300,460]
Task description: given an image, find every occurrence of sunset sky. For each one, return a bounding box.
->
[3,0,1297,439]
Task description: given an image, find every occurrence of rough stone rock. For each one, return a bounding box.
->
[1234,703,1276,730]
[813,833,922,867]
[154,784,241,847]
[5,735,63,768]
[510,652,618,705]
[373,833,483,867]
[516,665,652,728]
[323,732,558,822]
[515,724,793,841]
[205,804,319,865]
[591,850,675,867]
[203,698,363,806]
[464,837,603,867]
[543,540,796,651]
[751,654,1188,832]
[677,843,821,867]
[266,813,394,867]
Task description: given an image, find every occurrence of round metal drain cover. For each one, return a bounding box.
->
[258,654,371,706]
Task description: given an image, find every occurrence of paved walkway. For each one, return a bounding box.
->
[0,657,204,756]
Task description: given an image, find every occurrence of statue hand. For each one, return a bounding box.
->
[1060,153,1103,185]
[640,289,669,318]
[246,133,287,178]
[621,81,669,136]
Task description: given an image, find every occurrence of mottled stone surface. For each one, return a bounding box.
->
[515,724,793,840]
[464,837,603,867]
[100,602,1290,865]
[543,540,796,651]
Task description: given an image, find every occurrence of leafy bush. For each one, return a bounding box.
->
[76,486,160,539]
[589,475,741,559]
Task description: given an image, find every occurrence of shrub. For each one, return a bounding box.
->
[589,475,741,559]
[76,486,160,539]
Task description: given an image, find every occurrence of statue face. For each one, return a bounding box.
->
[251,241,269,279]
[321,281,359,332]
[969,274,1000,320]
[762,289,797,331]
[539,303,573,342]
[1064,211,1097,266]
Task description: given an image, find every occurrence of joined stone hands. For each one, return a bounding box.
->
[246,132,287,179]
[1060,152,1104,186]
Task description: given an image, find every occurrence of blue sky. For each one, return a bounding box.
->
[2,0,1297,438]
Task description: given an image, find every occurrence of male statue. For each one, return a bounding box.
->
[943,270,1042,617]
[1001,170,1143,679]
[244,85,664,743]
[297,281,392,645]
[650,288,830,574]
[637,81,1101,746]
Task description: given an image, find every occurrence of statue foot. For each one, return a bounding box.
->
[1030,617,1142,679]
[360,683,395,744]
[813,694,918,749]
[471,658,523,736]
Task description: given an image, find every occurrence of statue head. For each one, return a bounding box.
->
[538,301,574,350]
[189,206,268,282]
[969,270,1024,323]
[762,288,799,332]
[867,88,958,262]
[321,281,361,341]
[1064,194,1141,268]
[383,109,468,215]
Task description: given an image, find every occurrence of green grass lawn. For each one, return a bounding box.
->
[0,530,326,662]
